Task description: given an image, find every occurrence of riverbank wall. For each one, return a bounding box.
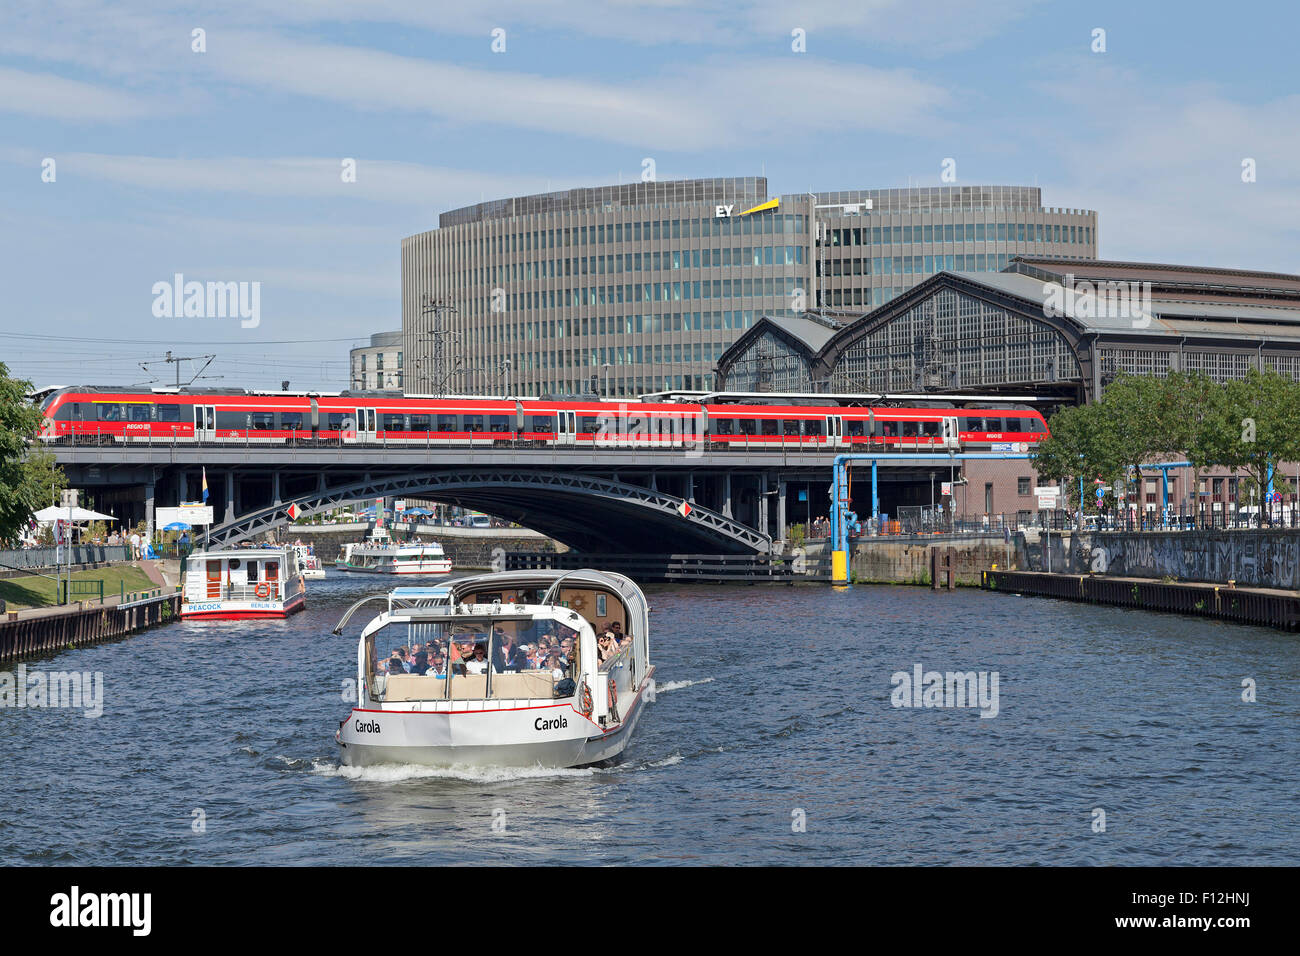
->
[1,592,180,663]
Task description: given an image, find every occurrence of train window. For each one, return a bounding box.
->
[804,419,825,436]
[782,419,800,435]
[488,415,510,432]
[902,421,918,437]
[530,416,554,433]
[1005,417,1024,432]
[157,405,181,423]
[96,404,121,421]
[326,412,348,430]
[282,412,304,430]
[738,418,757,435]
[761,419,779,436]
[382,414,405,430]
[921,421,939,436]
[985,418,1004,432]
[846,419,865,437]
[410,414,431,431]
[579,416,601,433]
[965,417,983,431]
[880,421,897,437]
[129,405,150,422]
[437,414,459,432]
[463,415,485,432]
[251,412,274,431]
[714,418,734,435]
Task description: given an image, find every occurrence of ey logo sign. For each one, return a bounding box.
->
[715,198,780,219]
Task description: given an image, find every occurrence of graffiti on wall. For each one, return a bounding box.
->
[1086,532,1300,589]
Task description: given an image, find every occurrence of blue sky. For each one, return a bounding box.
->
[1,0,1296,390]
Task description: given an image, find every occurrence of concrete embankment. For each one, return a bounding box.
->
[983,569,1300,632]
[281,523,562,570]
[833,533,1022,586]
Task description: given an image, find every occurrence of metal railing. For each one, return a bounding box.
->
[196,582,287,601]
[0,545,132,569]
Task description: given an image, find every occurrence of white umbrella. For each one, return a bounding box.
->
[33,506,117,522]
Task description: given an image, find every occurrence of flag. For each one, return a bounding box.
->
[201,468,209,503]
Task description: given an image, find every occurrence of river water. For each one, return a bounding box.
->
[2,572,1298,865]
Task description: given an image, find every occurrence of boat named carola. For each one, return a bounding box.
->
[332,570,654,768]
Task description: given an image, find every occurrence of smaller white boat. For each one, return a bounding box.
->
[336,528,452,575]
[181,546,307,619]
[332,571,654,768]
[291,543,327,579]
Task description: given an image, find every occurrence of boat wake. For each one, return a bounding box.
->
[656,677,715,694]
[309,758,596,784]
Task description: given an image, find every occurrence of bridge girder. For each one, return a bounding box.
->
[206,469,771,555]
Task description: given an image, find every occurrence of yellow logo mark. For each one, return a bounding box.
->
[739,198,780,216]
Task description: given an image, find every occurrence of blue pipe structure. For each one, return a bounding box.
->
[829,452,1034,582]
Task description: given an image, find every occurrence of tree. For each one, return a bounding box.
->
[1217,368,1300,526]
[0,363,67,544]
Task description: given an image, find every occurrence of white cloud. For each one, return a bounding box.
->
[0,66,156,120]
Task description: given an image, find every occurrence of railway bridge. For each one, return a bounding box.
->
[49,443,974,554]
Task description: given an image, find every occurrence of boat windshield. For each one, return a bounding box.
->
[367,615,582,701]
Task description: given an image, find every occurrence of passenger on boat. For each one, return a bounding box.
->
[410,651,430,675]
[546,653,566,680]
[492,627,527,672]
[464,644,490,675]
[385,656,404,675]
[597,632,618,664]
[427,648,446,677]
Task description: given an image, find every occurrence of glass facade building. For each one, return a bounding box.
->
[402,178,1096,396]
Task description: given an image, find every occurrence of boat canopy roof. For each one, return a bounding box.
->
[188,548,289,560]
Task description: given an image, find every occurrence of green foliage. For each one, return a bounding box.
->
[787,522,806,550]
[1032,369,1300,525]
[0,363,67,544]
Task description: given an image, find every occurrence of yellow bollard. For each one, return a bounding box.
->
[832,550,848,584]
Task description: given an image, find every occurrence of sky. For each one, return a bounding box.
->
[1,0,1297,391]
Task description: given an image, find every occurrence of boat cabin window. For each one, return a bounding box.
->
[367,617,582,702]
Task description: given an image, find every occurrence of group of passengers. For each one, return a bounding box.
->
[378,618,633,678]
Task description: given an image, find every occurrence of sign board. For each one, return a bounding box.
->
[941,482,952,497]
[157,505,214,526]
[60,489,79,508]
[1034,486,1059,497]
[991,443,1015,452]
[1095,488,1105,501]
[1037,495,1059,510]
[1113,481,1125,498]
[395,500,406,512]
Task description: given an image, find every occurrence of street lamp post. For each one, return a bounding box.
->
[602,363,611,398]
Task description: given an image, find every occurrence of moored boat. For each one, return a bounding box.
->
[181,546,307,619]
[332,571,654,768]
[292,543,327,579]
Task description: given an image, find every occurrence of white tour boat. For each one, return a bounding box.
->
[332,571,654,768]
[336,527,453,575]
[181,546,307,619]
[292,543,327,579]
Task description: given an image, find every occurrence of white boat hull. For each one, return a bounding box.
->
[337,671,653,769]
[336,561,453,575]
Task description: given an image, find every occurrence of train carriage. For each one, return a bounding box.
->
[36,386,1048,451]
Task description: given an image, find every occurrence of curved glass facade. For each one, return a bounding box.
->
[403,178,1096,396]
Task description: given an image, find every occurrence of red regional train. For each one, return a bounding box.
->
[34,386,1049,451]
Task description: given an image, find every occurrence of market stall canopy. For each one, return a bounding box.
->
[33,506,116,522]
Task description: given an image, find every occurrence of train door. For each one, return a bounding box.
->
[193,405,215,442]
[825,415,845,449]
[354,407,376,443]
[556,410,577,446]
[942,416,960,449]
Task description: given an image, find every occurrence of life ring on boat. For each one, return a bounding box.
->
[255,582,271,599]
[569,595,585,611]
[608,678,617,709]
[580,684,593,717]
